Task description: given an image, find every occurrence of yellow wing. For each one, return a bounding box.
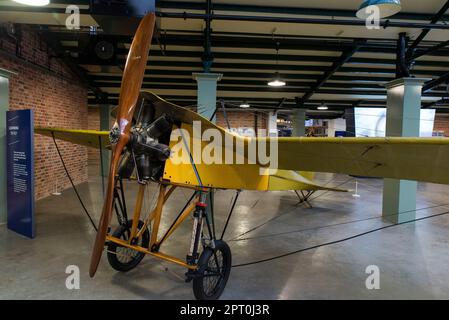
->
[35,92,449,189]
[273,136,449,185]
[35,127,109,149]
[140,91,449,188]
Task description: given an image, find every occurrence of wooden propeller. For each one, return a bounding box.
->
[89,13,156,277]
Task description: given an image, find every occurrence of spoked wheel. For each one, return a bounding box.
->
[193,240,232,300]
[107,220,150,272]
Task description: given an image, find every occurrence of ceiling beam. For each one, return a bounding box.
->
[157,1,449,22]
[10,3,448,30]
[91,79,449,95]
[90,76,423,90]
[408,1,449,53]
[51,42,449,68]
[87,93,387,105]
[48,30,449,57]
[108,48,449,68]
[296,43,363,105]
[92,82,449,96]
[409,39,449,61]
[99,58,445,76]
[423,71,449,92]
[88,70,394,82]
[158,12,449,30]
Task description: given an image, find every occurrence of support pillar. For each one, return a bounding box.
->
[193,73,222,224]
[382,78,428,223]
[344,107,356,137]
[291,109,306,137]
[267,111,278,137]
[192,73,222,122]
[0,68,13,224]
[100,104,111,177]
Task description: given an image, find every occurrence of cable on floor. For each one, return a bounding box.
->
[228,176,354,241]
[231,200,449,242]
[232,207,449,268]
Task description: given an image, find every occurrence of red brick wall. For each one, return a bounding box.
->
[434,114,449,137]
[87,106,100,164]
[216,110,268,134]
[0,25,88,200]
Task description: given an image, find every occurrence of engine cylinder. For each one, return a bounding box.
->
[135,154,151,181]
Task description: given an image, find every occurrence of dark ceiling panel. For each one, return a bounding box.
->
[4,1,449,113]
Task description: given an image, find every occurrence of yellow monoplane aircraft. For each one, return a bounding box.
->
[35,13,449,300]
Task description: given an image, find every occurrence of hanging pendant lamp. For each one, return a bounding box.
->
[356,0,401,19]
[268,41,286,87]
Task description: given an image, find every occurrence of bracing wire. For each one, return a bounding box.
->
[228,176,354,241]
[231,200,449,242]
[51,133,98,232]
[231,205,449,268]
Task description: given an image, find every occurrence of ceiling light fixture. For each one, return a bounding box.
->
[239,101,250,108]
[268,41,286,87]
[12,0,50,6]
[356,0,401,19]
[268,72,286,87]
[317,103,328,110]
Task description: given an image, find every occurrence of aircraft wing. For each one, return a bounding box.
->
[139,91,449,188]
[165,123,449,189]
[268,170,348,192]
[273,136,449,185]
[35,92,449,189]
[35,127,109,149]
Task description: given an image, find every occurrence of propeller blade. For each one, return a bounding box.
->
[89,12,156,277]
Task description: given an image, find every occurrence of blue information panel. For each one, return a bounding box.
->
[335,131,347,137]
[6,109,35,238]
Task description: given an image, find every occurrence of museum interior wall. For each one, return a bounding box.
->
[0,25,88,200]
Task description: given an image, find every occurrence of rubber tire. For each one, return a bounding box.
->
[193,240,232,300]
[107,220,150,272]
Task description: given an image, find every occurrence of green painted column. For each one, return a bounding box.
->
[100,104,111,177]
[192,73,222,123]
[382,78,428,223]
[0,68,13,224]
[292,109,306,137]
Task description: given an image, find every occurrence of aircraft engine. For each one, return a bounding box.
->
[117,99,173,183]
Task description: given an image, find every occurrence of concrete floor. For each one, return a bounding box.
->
[1,166,449,300]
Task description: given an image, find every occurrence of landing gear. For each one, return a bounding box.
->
[107,220,150,272]
[184,191,239,300]
[104,179,239,300]
[193,240,232,300]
